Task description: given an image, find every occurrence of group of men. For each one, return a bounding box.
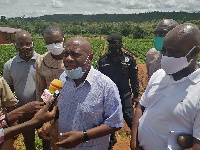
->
[0,19,200,150]
[0,26,133,150]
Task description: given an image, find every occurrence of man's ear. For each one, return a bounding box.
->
[89,53,94,62]
[14,43,19,52]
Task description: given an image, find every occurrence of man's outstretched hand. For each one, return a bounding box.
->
[56,131,84,149]
[32,100,57,125]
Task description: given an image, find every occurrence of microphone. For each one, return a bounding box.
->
[41,79,63,104]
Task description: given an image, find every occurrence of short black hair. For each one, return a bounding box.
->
[44,26,64,37]
[107,33,122,44]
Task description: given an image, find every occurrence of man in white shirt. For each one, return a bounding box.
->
[131,23,200,150]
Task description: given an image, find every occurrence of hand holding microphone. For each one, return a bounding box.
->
[37,79,63,139]
[41,79,63,109]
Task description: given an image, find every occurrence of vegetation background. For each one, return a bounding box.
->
[1,11,200,75]
[1,11,200,149]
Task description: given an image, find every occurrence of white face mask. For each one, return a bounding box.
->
[46,42,64,55]
[64,55,90,79]
[161,46,196,74]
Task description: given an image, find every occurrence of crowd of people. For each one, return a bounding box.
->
[0,18,200,150]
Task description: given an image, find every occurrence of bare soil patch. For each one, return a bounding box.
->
[113,64,148,150]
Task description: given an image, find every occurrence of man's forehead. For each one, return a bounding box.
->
[65,45,80,50]
[156,25,169,32]
[16,34,32,41]
[65,45,88,53]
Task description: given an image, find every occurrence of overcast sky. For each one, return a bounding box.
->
[0,0,199,18]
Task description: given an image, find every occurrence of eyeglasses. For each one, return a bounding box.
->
[15,42,34,49]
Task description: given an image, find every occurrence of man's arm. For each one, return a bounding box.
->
[56,124,121,149]
[35,61,47,102]
[7,101,45,125]
[4,100,56,141]
[6,106,18,127]
[3,64,15,93]
[130,103,145,150]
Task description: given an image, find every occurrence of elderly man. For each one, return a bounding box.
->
[146,19,179,78]
[131,23,200,150]
[55,37,123,149]
[3,30,40,150]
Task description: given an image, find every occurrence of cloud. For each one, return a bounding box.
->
[1,0,200,18]
[33,1,47,7]
[0,0,11,4]
[52,0,64,8]
[86,0,114,3]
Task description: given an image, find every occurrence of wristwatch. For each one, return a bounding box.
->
[83,129,90,143]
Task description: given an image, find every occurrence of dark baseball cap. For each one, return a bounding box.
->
[107,33,122,44]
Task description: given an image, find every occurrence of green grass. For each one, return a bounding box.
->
[14,131,43,150]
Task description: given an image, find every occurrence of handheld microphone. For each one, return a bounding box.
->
[41,79,63,104]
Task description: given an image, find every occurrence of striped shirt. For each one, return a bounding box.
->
[58,66,123,150]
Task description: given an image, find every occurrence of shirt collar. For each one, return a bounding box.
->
[85,66,95,85]
[16,51,38,62]
[188,68,200,83]
[168,68,200,84]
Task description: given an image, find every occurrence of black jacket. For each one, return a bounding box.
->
[97,50,139,100]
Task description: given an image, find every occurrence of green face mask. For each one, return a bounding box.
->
[153,37,164,51]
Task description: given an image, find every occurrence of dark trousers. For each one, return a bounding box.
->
[121,95,134,129]
[42,137,52,150]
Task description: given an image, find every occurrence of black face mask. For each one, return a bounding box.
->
[108,47,122,58]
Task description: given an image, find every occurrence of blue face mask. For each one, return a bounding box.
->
[64,67,84,79]
[154,37,164,51]
[64,55,90,79]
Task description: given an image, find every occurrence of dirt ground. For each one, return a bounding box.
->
[113,64,148,150]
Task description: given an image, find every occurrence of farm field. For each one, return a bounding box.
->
[0,36,153,76]
[1,36,150,149]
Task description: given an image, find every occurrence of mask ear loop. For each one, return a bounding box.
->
[185,46,196,57]
[185,46,196,64]
[81,54,92,73]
